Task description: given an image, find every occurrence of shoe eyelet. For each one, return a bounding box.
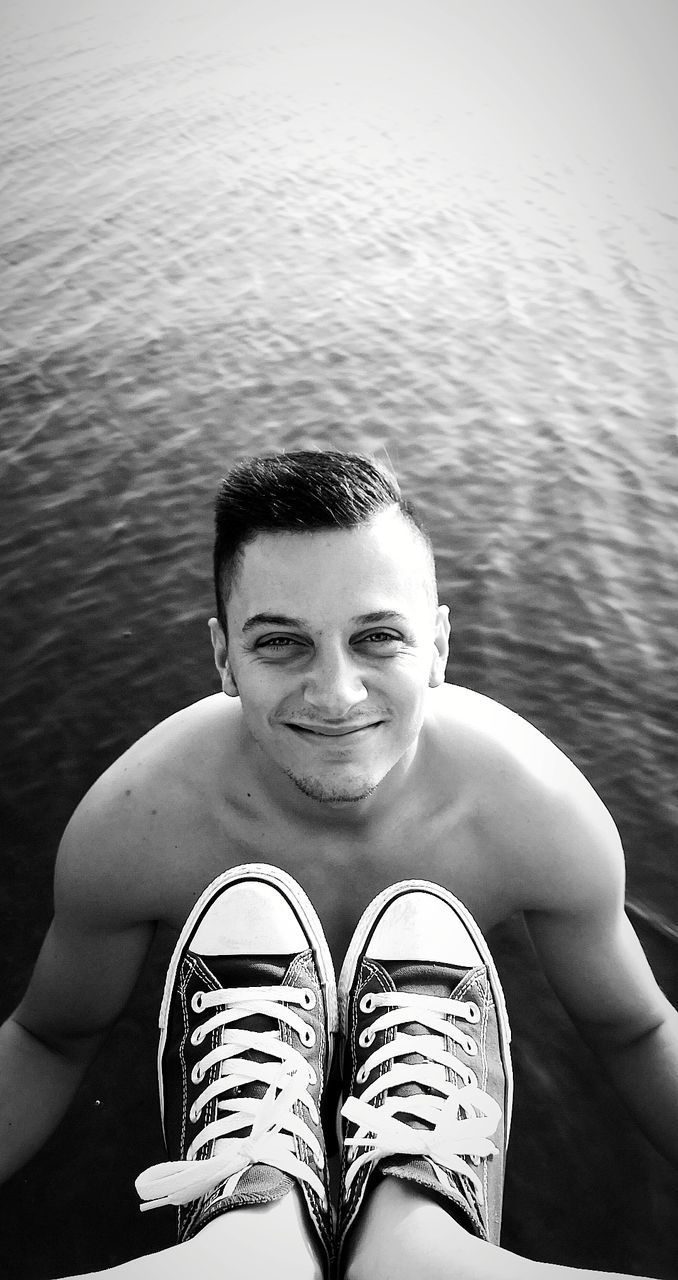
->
[300,1026,316,1048]
[190,1028,204,1047]
[189,1103,201,1123]
[307,1066,317,1087]
[359,994,375,1014]
[191,1063,203,1084]
[358,1028,375,1049]
[300,989,317,1010]
[356,1065,368,1085]
[191,991,205,1013]
[466,1069,478,1088]
[465,1037,478,1056]
[465,1002,480,1023]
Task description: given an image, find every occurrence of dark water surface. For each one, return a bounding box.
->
[1,2,677,1276]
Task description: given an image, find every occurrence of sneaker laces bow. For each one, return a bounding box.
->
[136,984,326,1210]
[341,991,501,1201]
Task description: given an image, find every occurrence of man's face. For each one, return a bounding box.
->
[210,508,449,805]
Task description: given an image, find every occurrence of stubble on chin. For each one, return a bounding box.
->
[284,768,377,805]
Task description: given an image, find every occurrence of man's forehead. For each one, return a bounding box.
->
[236,517,426,584]
[229,515,432,618]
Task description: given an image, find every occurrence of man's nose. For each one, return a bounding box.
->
[302,645,368,716]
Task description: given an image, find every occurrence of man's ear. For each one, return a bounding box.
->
[208,617,239,697]
[429,605,450,688]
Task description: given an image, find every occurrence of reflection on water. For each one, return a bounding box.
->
[1,2,677,1276]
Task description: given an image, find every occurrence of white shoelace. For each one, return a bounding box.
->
[136,984,326,1210]
[341,990,502,1202]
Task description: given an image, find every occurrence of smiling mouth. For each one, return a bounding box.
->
[287,723,379,738]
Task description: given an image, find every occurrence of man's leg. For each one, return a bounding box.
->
[345,1177,659,1280]
[335,879,662,1280]
[66,1185,322,1280]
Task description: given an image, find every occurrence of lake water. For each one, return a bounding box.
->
[1,2,677,1276]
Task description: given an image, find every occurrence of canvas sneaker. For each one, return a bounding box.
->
[336,879,512,1266]
[135,864,337,1274]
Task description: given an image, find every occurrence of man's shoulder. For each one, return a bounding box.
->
[75,693,235,815]
[427,684,623,907]
[54,695,238,921]
[428,682,570,777]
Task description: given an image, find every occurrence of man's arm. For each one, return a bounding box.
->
[524,782,678,1166]
[0,812,154,1184]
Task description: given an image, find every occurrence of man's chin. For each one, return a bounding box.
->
[285,769,377,805]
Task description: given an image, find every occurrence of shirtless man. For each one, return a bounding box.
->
[1,450,676,1280]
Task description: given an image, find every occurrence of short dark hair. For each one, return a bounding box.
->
[213,450,436,632]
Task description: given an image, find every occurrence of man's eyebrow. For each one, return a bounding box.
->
[353,611,409,626]
[241,609,410,634]
[241,612,308,633]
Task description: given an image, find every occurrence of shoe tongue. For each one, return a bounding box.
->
[382,960,469,1000]
[195,953,298,1134]
[378,960,470,1121]
[202,953,294,991]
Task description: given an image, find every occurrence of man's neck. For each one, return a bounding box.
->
[241,731,423,835]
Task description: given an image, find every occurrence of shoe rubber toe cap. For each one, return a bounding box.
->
[366,888,484,967]
[191,881,309,955]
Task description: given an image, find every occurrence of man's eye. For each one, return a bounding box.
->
[252,634,307,655]
[360,631,402,645]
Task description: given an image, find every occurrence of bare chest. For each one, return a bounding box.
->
[154,800,517,968]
